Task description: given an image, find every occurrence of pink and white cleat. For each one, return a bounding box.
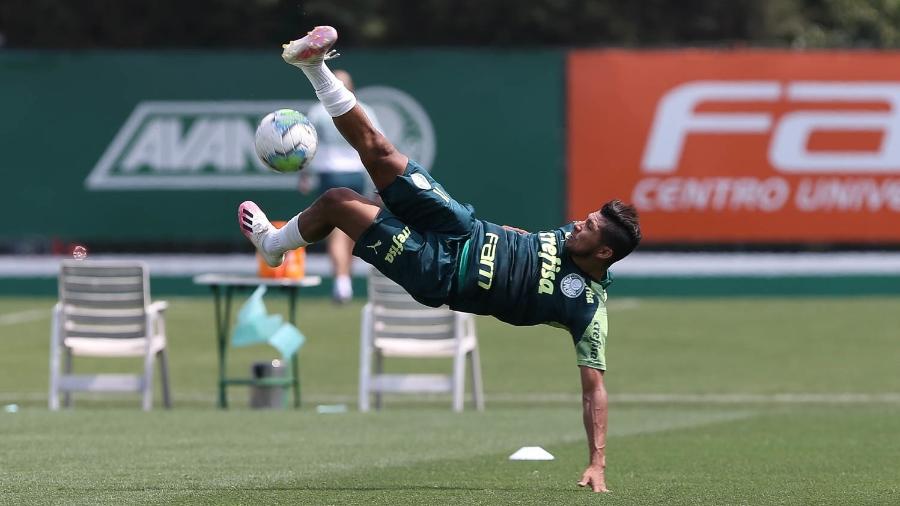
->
[238,201,284,267]
[281,26,339,68]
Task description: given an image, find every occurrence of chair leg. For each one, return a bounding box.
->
[452,352,466,412]
[63,348,73,408]
[141,347,155,411]
[374,351,384,411]
[158,348,172,409]
[470,345,485,411]
[358,307,372,413]
[49,313,60,411]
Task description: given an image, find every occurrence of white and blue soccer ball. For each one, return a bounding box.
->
[254,109,318,173]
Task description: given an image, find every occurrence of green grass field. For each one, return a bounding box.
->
[2,296,899,504]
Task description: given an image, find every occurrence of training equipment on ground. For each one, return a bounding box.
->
[254,109,318,173]
[508,446,555,461]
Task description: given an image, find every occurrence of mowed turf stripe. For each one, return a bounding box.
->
[0,407,760,506]
[4,391,900,404]
[0,308,48,326]
[0,408,755,493]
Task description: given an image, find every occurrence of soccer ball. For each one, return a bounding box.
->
[254,109,318,173]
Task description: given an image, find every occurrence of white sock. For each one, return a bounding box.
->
[299,62,336,92]
[334,275,353,300]
[264,213,309,254]
[300,63,357,117]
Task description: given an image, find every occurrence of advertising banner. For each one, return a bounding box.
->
[0,50,564,245]
[569,50,900,244]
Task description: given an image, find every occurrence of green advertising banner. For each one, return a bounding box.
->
[0,50,564,247]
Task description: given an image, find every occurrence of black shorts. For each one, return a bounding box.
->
[352,160,476,307]
[317,172,367,194]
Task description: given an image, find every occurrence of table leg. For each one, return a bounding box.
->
[212,285,234,409]
[212,285,225,408]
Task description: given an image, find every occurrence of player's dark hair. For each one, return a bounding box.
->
[599,200,641,264]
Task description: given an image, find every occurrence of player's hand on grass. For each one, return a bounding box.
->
[578,465,610,493]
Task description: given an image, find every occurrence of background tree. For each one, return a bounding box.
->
[3,0,900,48]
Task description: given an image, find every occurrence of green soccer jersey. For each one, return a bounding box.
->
[448,221,612,370]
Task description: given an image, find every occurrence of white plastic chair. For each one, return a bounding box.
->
[49,260,171,411]
[359,268,484,412]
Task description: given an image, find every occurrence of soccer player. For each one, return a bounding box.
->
[238,26,641,494]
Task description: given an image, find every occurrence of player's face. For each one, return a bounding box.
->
[566,211,605,257]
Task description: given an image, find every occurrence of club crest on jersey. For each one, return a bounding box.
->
[561,273,586,298]
[411,173,432,190]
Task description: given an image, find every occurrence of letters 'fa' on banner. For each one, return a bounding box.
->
[568,51,900,244]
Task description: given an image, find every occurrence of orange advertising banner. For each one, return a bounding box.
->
[568,50,900,243]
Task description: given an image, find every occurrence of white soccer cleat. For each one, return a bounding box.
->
[282,26,339,68]
[238,201,284,268]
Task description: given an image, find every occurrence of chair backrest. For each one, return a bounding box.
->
[367,268,458,341]
[58,260,150,339]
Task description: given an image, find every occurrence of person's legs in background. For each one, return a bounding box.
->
[327,229,354,303]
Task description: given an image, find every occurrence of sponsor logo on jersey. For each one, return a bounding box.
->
[560,273,586,298]
[589,321,602,361]
[537,232,561,295]
[477,232,500,290]
[384,227,411,264]
[585,286,595,304]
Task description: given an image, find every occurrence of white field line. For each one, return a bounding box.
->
[4,252,900,278]
[3,392,900,404]
[0,308,49,326]
[607,298,641,311]
[593,409,757,440]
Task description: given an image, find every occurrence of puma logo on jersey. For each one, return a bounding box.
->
[384,227,411,264]
[366,240,382,255]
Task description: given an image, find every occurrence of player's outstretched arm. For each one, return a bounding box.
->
[578,366,610,493]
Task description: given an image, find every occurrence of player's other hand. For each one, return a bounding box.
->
[502,225,528,234]
[577,465,610,493]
